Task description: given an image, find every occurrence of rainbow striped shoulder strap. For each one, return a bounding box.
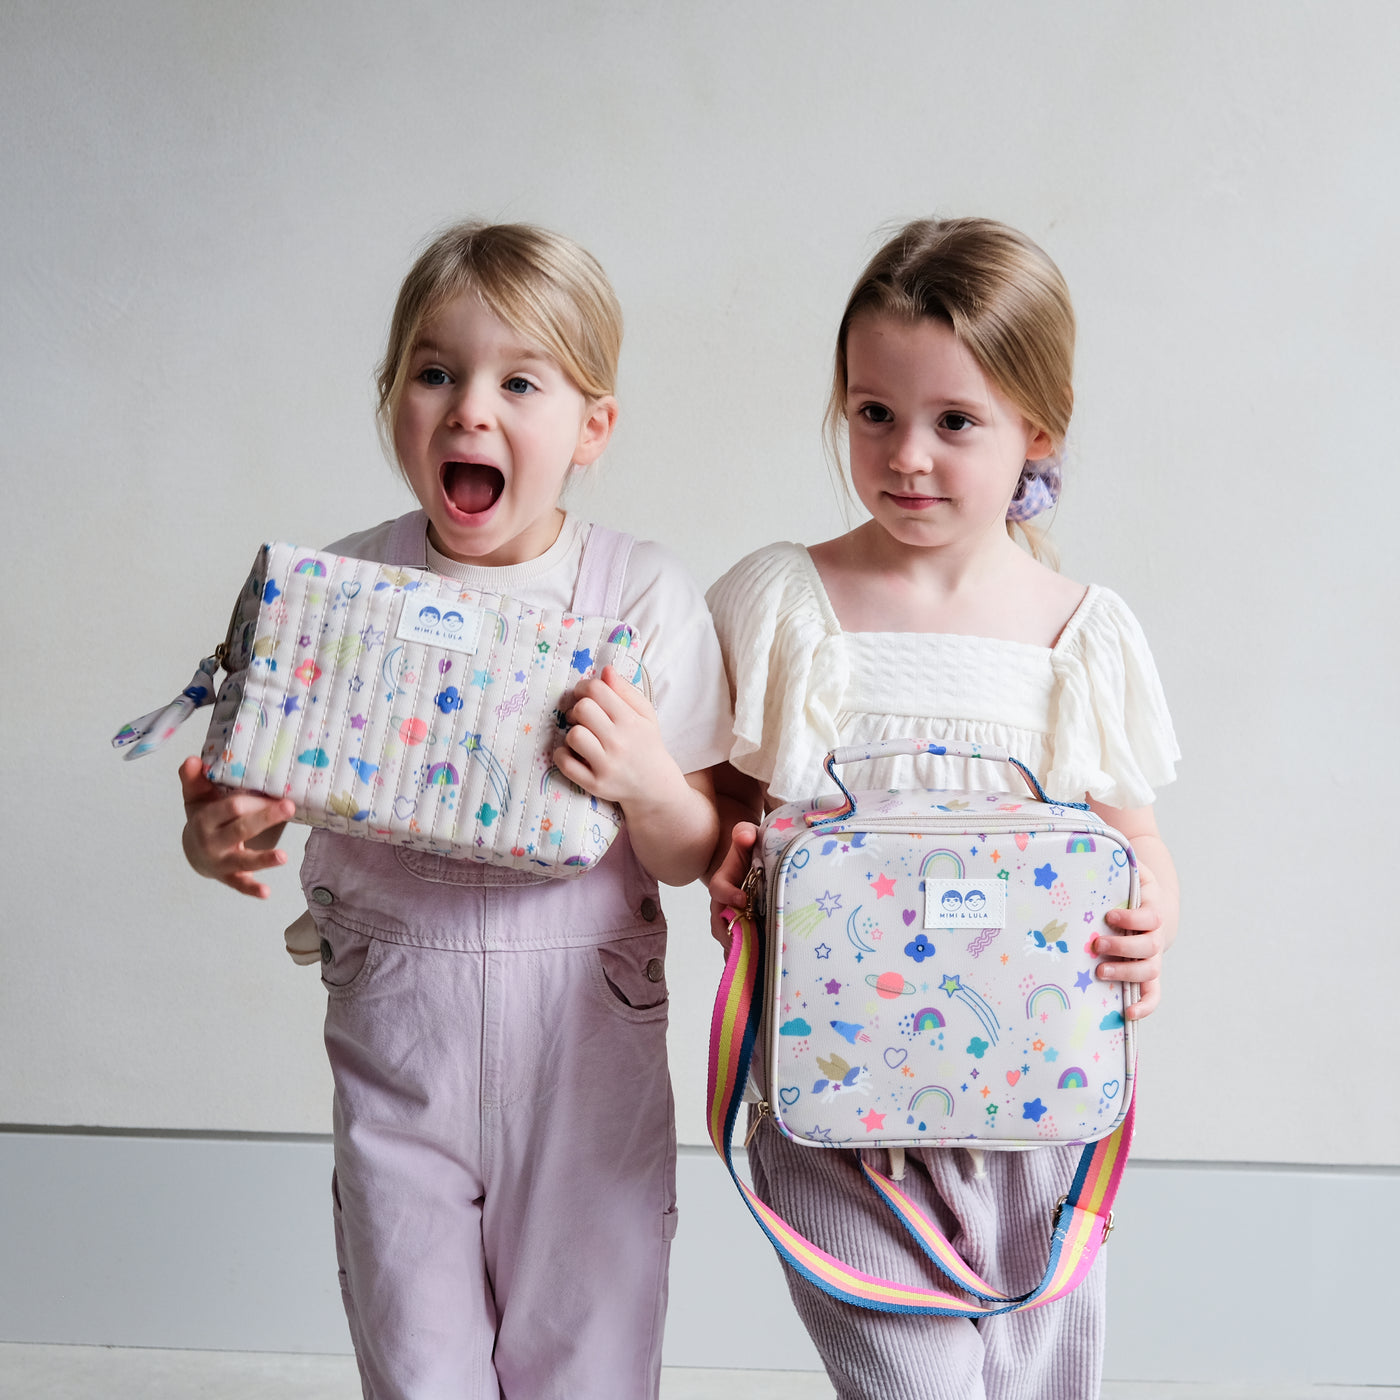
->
[707,906,1134,1316]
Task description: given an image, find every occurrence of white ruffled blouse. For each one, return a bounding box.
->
[706,543,1179,810]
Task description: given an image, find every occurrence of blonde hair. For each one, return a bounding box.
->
[376,221,623,456]
[825,217,1075,562]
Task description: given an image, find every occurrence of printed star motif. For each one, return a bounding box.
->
[980,1086,991,1098]
[1034,862,1058,889]
[814,943,832,960]
[360,625,385,649]
[824,979,841,994]
[1040,1012,1050,1023]
[970,846,978,856]
[515,670,526,683]
[808,1125,834,1142]
[990,849,1000,862]
[1075,969,1094,991]
[961,1084,968,1092]
[350,713,366,731]
[939,974,962,996]
[970,1069,979,1080]
[348,676,363,693]
[999,953,1009,965]
[1022,1099,1048,1124]
[1083,911,1095,923]
[772,816,795,831]
[862,1111,886,1132]
[1043,1047,1059,1062]
[471,668,490,688]
[870,873,897,898]
[815,890,843,915]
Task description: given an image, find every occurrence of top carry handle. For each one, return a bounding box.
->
[806,736,1090,828]
[708,903,1133,1316]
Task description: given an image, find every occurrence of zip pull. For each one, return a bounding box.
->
[112,653,221,761]
[744,1100,771,1149]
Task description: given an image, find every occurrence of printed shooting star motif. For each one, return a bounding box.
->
[940,973,1001,1046]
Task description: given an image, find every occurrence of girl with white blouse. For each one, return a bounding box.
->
[707,217,1180,1400]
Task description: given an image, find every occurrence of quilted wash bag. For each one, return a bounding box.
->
[707,737,1139,1316]
[114,512,645,877]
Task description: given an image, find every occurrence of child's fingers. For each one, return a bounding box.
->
[599,664,653,715]
[1124,979,1161,1020]
[551,745,598,793]
[1097,948,1162,984]
[178,755,216,804]
[565,695,617,745]
[215,796,295,849]
[1104,905,1160,934]
[222,869,275,900]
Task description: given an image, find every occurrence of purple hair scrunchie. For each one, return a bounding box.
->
[1006,456,1061,523]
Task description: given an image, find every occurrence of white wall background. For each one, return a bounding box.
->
[3,0,1398,1179]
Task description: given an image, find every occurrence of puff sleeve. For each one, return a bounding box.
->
[705,544,849,803]
[1045,587,1180,808]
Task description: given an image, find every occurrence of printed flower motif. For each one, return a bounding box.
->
[966,1037,989,1059]
[477,802,499,827]
[903,934,935,963]
[293,659,322,686]
[435,686,464,714]
[539,817,553,832]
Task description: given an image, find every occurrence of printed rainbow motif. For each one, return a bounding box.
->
[912,1007,946,1031]
[292,558,327,577]
[1066,835,1097,854]
[606,623,638,646]
[1057,1067,1089,1090]
[908,1084,955,1118]
[920,848,965,881]
[426,762,459,786]
[1026,983,1071,1018]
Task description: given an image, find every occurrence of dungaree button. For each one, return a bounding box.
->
[319,939,333,965]
[639,897,659,922]
[311,887,334,906]
[645,958,665,983]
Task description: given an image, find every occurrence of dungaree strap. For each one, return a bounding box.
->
[386,510,430,567]
[571,523,635,617]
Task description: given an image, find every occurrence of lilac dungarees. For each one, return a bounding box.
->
[303,514,677,1400]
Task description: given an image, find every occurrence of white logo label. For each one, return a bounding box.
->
[395,598,483,655]
[924,878,1006,929]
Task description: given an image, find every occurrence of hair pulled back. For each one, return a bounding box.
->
[377,222,623,454]
[826,218,1075,558]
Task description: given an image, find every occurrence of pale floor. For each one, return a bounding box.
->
[0,1346,1394,1400]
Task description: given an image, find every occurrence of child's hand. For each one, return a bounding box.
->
[178,755,293,900]
[554,667,720,887]
[707,821,759,953]
[1095,861,1167,1019]
[553,666,678,804]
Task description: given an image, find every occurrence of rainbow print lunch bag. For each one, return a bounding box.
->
[113,518,645,878]
[707,737,1139,1316]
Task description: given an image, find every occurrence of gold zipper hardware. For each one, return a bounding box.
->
[744,1100,771,1149]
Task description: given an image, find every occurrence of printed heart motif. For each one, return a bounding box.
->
[1103,1079,1121,1099]
[341,581,361,600]
[562,616,575,627]
[779,1086,801,1107]
[902,909,917,926]
[883,1047,908,1069]
[1005,1070,1021,1086]
[1014,833,1030,851]
[392,796,416,821]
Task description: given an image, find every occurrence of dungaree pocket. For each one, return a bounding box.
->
[317,919,385,998]
[590,928,670,1020]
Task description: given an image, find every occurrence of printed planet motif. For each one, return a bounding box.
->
[762,783,1135,1150]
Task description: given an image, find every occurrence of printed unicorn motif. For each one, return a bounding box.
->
[812,1053,872,1099]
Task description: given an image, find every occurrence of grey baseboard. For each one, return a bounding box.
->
[0,1131,1394,1385]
